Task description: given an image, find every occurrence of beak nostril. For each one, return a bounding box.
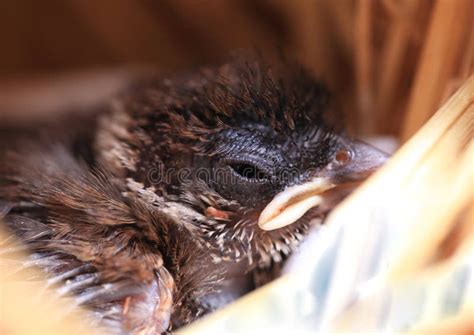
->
[334,149,352,166]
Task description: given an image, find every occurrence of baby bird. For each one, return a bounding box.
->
[0,58,386,333]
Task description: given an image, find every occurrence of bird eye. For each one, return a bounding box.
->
[229,163,270,181]
[211,156,276,207]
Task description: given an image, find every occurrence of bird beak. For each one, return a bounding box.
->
[258,140,388,231]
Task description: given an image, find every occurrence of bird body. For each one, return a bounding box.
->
[0,57,386,333]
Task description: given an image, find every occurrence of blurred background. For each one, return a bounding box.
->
[0,0,472,137]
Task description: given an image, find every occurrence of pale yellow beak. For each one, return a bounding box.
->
[258,140,388,231]
[257,178,335,230]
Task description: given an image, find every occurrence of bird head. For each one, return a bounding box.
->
[96,58,387,267]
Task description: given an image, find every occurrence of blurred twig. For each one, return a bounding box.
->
[401,0,474,141]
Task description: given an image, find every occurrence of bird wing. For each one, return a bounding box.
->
[0,143,175,334]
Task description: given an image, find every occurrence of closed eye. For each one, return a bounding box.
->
[229,163,270,181]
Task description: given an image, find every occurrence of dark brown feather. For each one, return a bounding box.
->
[0,56,344,333]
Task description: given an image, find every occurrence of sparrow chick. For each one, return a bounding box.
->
[0,58,387,333]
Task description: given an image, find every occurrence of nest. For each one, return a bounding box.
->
[0,1,473,333]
